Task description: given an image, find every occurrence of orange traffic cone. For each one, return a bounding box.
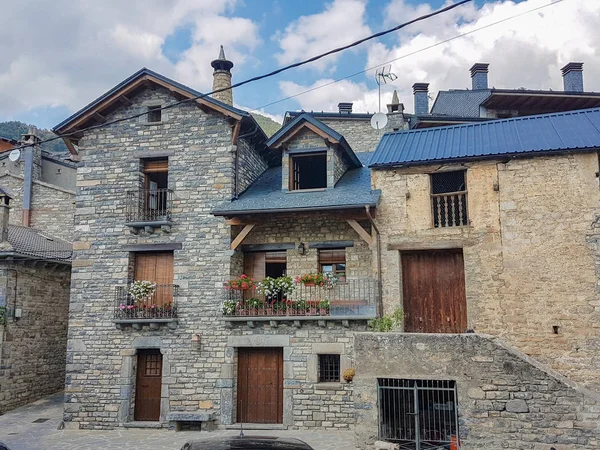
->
[450,435,458,450]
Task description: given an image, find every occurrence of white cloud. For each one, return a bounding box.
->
[0,0,259,121]
[274,0,371,72]
[279,0,600,116]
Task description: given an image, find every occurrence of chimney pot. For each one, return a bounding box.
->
[338,102,353,114]
[470,63,489,90]
[413,83,429,115]
[561,62,584,92]
[0,188,12,243]
[211,45,234,106]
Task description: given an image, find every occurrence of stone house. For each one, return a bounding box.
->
[55,47,600,449]
[0,189,72,413]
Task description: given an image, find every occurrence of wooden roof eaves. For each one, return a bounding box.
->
[56,74,243,135]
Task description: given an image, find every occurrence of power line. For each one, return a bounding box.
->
[8,0,472,153]
[252,0,567,112]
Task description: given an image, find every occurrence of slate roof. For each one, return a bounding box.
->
[369,108,600,168]
[430,90,491,117]
[53,68,265,140]
[5,225,72,261]
[267,113,361,168]
[213,152,380,215]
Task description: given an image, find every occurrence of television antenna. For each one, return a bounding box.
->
[375,65,398,112]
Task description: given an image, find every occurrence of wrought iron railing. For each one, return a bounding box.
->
[222,278,378,318]
[432,191,468,228]
[126,188,173,223]
[114,284,178,320]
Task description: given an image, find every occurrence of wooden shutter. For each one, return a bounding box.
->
[265,251,287,264]
[134,252,174,284]
[318,248,346,265]
[143,159,168,173]
[244,252,266,280]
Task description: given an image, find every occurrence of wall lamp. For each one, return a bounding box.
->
[297,242,305,255]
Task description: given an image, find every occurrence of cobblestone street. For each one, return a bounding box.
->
[0,392,357,450]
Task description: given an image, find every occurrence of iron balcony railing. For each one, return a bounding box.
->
[432,191,468,228]
[126,188,173,223]
[223,278,378,318]
[114,284,179,320]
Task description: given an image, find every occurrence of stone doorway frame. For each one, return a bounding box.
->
[223,335,293,427]
[119,336,170,424]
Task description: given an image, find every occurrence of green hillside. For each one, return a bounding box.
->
[0,121,67,153]
[251,113,281,137]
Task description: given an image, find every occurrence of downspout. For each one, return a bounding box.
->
[365,205,383,317]
[22,146,33,227]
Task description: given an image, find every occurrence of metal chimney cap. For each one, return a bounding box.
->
[561,62,583,75]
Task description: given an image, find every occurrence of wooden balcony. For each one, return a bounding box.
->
[431,191,468,228]
[222,278,378,327]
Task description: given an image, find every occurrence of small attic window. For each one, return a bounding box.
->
[290,152,327,190]
[147,105,162,123]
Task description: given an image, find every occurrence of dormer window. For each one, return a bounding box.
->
[290,152,327,191]
[147,105,162,123]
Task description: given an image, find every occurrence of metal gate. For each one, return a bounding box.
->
[378,379,459,450]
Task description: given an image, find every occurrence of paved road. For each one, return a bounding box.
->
[0,392,357,450]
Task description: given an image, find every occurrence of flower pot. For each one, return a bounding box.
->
[304,282,316,287]
[319,308,329,316]
[265,308,274,316]
[309,307,318,316]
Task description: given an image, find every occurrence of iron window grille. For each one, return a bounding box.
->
[318,354,340,382]
[430,171,468,228]
[378,378,459,449]
[147,105,162,123]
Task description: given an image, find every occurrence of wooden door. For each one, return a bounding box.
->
[134,349,163,421]
[401,250,467,333]
[134,252,174,305]
[237,348,283,424]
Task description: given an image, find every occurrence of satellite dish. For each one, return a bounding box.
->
[8,149,20,162]
[370,112,388,130]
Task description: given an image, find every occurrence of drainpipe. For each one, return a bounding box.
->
[365,205,383,317]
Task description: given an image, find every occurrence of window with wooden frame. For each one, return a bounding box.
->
[244,251,287,280]
[430,170,468,228]
[289,152,327,190]
[142,159,169,219]
[318,354,340,382]
[134,251,174,305]
[319,248,346,281]
[147,105,162,123]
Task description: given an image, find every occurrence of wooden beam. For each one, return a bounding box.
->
[62,138,79,156]
[225,217,245,226]
[346,219,372,246]
[93,112,107,123]
[231,121,242,145]
[119,95,133,106]
[231,224,255,250]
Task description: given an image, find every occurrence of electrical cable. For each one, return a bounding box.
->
[251,0,567,112]
[7,0,472,152]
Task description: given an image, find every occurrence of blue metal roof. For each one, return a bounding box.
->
[213,152,379,215]
[267,113,361,168]
[53,68,255,132]
[369,108,600,168]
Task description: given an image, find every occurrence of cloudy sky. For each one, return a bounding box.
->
[1,0,598,129]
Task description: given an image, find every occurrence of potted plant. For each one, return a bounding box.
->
[307,300,319,316]
[295,299,308,315]
[273,301,287,316]
[276,276,295,297]
[318,299,330,316]
[129,280,157,306]
[294,273,324,287]
[222,299,236,316]
[247,297,264,316]
[258,276,295,301]
[224,274,255,291]
[323,272,339,289]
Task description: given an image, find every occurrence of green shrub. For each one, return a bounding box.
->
[0,306,6,326]
[368,307,404,332]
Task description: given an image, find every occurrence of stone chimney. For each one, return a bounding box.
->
[387,90,404,113]
[0,188,12,243]
[20,129,42,227]
[561,62,584,92]
[413,83,429,115]
[211,45,234,106]
[338,102,353,114]
[470,63,489,90]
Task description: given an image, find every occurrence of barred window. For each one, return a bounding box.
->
[318,354,340,382]
[147,105,162,123]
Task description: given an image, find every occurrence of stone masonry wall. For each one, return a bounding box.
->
[330,146,348,186]
[0,264,71,413]
[65,84,239,429]
[371,153,600,391]
[236,138,268,195]
[354,333,600,450]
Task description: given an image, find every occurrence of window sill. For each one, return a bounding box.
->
[286,188,328,193]
[315,382,345,389]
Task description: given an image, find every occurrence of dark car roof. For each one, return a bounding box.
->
[181,436,314,450]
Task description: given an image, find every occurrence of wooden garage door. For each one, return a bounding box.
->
[401,250,467,333]
[237,348,283,424]
[134,349,162,421]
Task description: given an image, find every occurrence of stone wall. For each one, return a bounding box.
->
[236,138,268,195]
[353,333,600,450]
[65,84,239,429]
[371,153,600,391]
[237,213,373,280]
[330,146,348,186]
[0,264,71,413]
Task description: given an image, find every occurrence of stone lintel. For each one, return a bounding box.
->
[227,335,290,347]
